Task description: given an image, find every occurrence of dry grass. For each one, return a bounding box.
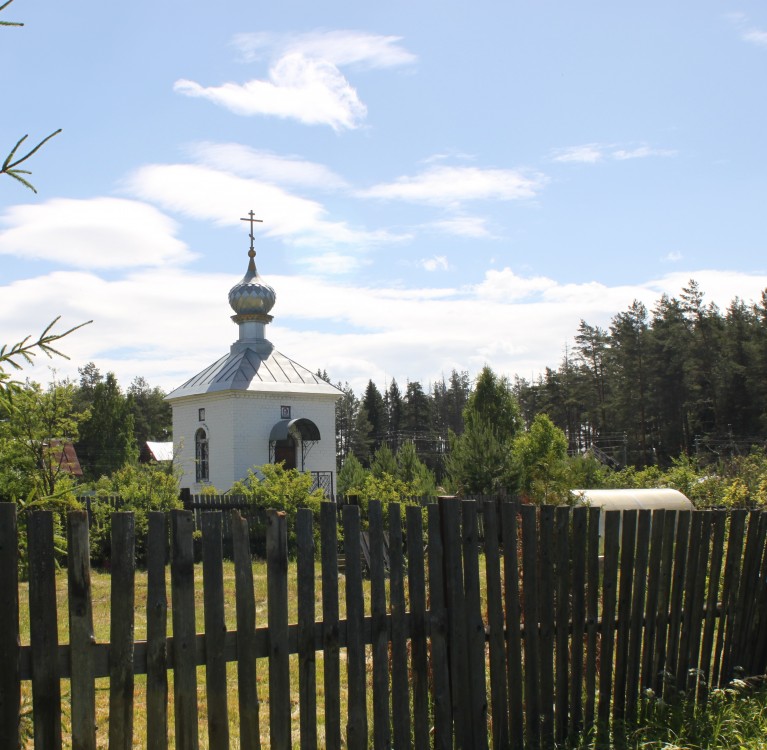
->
[18,560,365,749]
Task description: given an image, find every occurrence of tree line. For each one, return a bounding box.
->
[513,280,767,468]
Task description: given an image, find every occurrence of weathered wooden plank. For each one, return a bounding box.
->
[170,509,200,750]
[521,504,541,750]
[267,509,291,747]
[442,497,472,749]
[555,506,571,747]
[742,513,767,675]
[596,511,620,750]
[583,506,601,732]
[0,504,20,750]
[462,500,488,750]
[28,511,62,750]
[427,503,452,750]
[67,511,96,750]
[368,500,390,750]
[749,513,767,675]
[687,513,712,696]
[713,510,745,686]
[538,505,555,750]
[502,501,524,750]
[297,508,317,750]
[640,509,665,692]
[625,509,650,725]
[569,505,588,739]
[613,509,637,728]
[390,503,412,750]
[146,512,168,750]
[320,502,341,750]
[699,511,726,688]
[664,511,691,696]
[344,503,368,750]
[231,510,261,750]
[201,512,229,750]
[109,513,136,750]
[651,510,677,694]
[406,505,430,750]
[483,498,509,750]
[676,511,703,691]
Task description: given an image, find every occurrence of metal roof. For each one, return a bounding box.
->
[165,345,342,400]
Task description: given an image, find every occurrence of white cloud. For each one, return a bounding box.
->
[743,28,767,46]
[421,256,450,272]
[663,251,683,263]
[187,143,348,189]
[5,265,767,395]
[551,144,604,163]
[360,165,547,207]
[233,30,417,69]
[125,163,400,248]
[429,216,491,238]
[295,252,367,275]
[0,198,189,269]
[175,53,366,131]
[552,143,676,163]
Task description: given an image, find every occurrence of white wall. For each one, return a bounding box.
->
[172,390,338,496]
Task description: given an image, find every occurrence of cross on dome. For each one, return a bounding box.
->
[240,210,263,259]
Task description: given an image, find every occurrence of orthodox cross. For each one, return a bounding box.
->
[240,210,263,257]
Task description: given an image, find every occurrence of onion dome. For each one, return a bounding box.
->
[228,248,276,317]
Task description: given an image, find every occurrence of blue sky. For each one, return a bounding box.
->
[2,0,767,394]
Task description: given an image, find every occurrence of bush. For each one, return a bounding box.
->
[89,463,181,565]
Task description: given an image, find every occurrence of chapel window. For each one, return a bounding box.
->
[195,428,209,483]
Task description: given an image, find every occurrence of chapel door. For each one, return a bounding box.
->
[274,437,297,470]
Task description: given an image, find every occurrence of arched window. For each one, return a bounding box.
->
[195,428,209,483]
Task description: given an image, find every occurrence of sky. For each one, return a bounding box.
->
[2,0,767,395]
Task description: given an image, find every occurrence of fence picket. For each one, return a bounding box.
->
[462,500,489,750]
[0,504,20,750]
[231,510,261,750]
[665,511,691,692]
[343,503,368,750]
[67,511,96,750]
[320,502,342,750]
[521,504,541,750]
[699,511,726,689]
[640,509,665,692]
[297,508,318,750]
[266,510,291,748]
[538,506,555,750]
[201,512,229,750]
[483,498,509,750]
[569,506,587,739]
[109,513,136,750]
[427,503,452,750]
[368,500,390,750]
[613,509,637,729]
[27,511,62,750]
[406,505,430,750]
[583,506,601,732]
[170,509,200,750]
[555,506,571,747]
[596,511,620,750]
[502,501,524,750]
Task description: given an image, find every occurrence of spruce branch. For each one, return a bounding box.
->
[0,0,23,27]
[2,130,62,192]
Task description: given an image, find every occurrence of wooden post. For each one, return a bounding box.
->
[266,509,291,747]
[67,511,96,750]
[109,513,136,750]
[146,512,169,750]
[569,506,587,738]
[201,512,229,750]
[296,508,318,750]
[320,502,341,750]
[170,510,199,750]
[521,504,541,750]
[555,506,571,746]
[0,503,20,750]
[231,511,261,750]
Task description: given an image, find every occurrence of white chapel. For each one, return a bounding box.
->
[166,214,342,497]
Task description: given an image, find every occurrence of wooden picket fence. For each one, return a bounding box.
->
[2,500,767,749]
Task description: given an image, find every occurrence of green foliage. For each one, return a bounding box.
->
[345,471,426,523]
[230,462,327,551]
[370,444,397,478]
[337,453,366,497]
[78,372,138,479]
[89,463,181,565]
[396,441,437,497]
[0,379,85,497]
[512,413,571,504]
